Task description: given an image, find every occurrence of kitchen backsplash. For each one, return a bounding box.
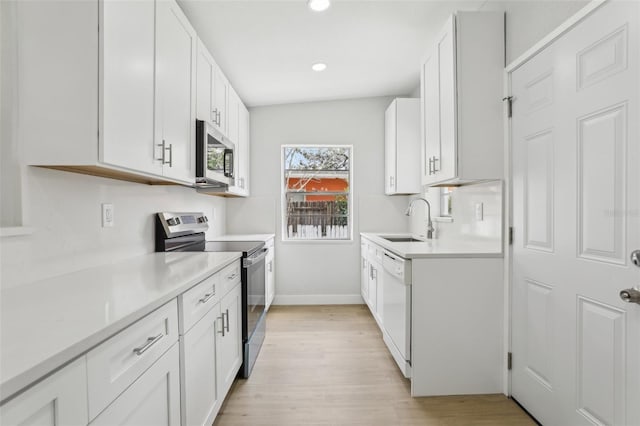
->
[409,180,503,246]
[0,167,227,289]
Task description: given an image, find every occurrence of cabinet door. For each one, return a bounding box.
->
[91,344,180,426]
[236,102,250,195]
[437,16,457,182]
[212,67,228,136]
[360,255,368,301]
[384,101,397,194]
[265,245,275,310]
[196,40,214,124]
[422,52,440,185]
[182,305,221,426]
[155,0,196,183]
[367,262,377,315]
[101,0,160,175]
[227,87,240,145]
[216,283,242,398]
[0,358,88,426]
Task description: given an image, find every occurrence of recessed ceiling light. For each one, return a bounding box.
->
[312,63,327,72]
[308,0,330,12]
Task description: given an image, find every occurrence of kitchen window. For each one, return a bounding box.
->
[282,145,352,241]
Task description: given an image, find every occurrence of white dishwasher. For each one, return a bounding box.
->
[381,250,412,378]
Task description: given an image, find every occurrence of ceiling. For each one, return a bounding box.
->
[178,0,486,107]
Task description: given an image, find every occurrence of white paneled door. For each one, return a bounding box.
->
[511,2,639,425]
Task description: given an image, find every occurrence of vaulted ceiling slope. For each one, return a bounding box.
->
[178,0,486,107]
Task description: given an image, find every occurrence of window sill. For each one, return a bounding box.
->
[433,216,453,223]
[0,226,35,238]
[281,238,353,244]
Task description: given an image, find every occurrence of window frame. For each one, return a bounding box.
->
[280,144,354,243]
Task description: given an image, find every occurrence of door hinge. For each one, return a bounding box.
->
[509,227,514,245]
[507,352,513,370]
[503,96,513,118]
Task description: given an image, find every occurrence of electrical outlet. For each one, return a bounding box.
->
[475,202,483,221]
[102,203,114,227]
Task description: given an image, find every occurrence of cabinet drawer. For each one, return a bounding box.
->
[219,260,241,295]
[179,273,220,334]
[86,299,178,420]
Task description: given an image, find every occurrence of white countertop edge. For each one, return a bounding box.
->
[0,253,242,403]
[360,232,503,259]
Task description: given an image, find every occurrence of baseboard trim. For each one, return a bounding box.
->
[273,294,365,305]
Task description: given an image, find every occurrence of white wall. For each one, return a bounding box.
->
[479,0,589,65]
[0,168,227,288]
[226,96,411,304]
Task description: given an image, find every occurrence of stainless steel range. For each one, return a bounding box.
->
[155,212,267,378]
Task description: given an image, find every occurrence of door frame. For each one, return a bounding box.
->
[501,0,608,396]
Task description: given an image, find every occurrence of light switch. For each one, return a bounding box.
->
[475,202,483,221]
[102,203,114,227]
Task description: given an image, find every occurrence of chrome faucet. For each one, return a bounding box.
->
[405,198,434,239]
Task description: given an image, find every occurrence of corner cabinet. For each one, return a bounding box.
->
[420,12,504,186]
[0,358,88,426]
[384,98,421,195]
[19,0,197,186]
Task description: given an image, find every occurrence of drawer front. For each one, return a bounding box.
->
[219,260,241,295]
[179,273,219,334]
[86,299,178,420]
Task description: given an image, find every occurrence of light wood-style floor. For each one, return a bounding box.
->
[214,305,535,426]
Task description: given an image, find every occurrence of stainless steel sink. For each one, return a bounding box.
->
[381,236,424,243]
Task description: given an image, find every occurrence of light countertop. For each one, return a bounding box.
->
[0,251,241,403]
[361,233,502,259]
[211,233,275,242]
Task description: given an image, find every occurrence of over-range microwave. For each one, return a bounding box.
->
[195,119,234,188]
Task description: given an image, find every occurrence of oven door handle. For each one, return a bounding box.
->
[243,248,268,268]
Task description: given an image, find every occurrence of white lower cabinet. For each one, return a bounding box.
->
[180,268,242,426]
[0,358,88,426]
[181,305,222,426]
[90,344,181,426]
[86,300,179,420]
[216,283,243,398]
[265,238,275,310]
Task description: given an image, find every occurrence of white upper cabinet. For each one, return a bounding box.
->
[19,0,197,185]
[196,40,215,125]
[420,12,504,186]
[101,0,160,176]
[212,66,229,137]
[227,86,240,145]
[155,0,197,183]
[384,98,421,195]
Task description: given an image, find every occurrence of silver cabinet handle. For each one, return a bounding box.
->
[133,333,163,356]
[227,272,238,281]
[620,287,640,305]
[217,316,225,336]
[156,140,166,163]
[212,108,218,125]
[389,176,394,189]
[268,261,273,272]
[217,111,222,127]
[224,309,230,333]
[433,156,439,173]
[198,291,215,304]
[166,143,173,167]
